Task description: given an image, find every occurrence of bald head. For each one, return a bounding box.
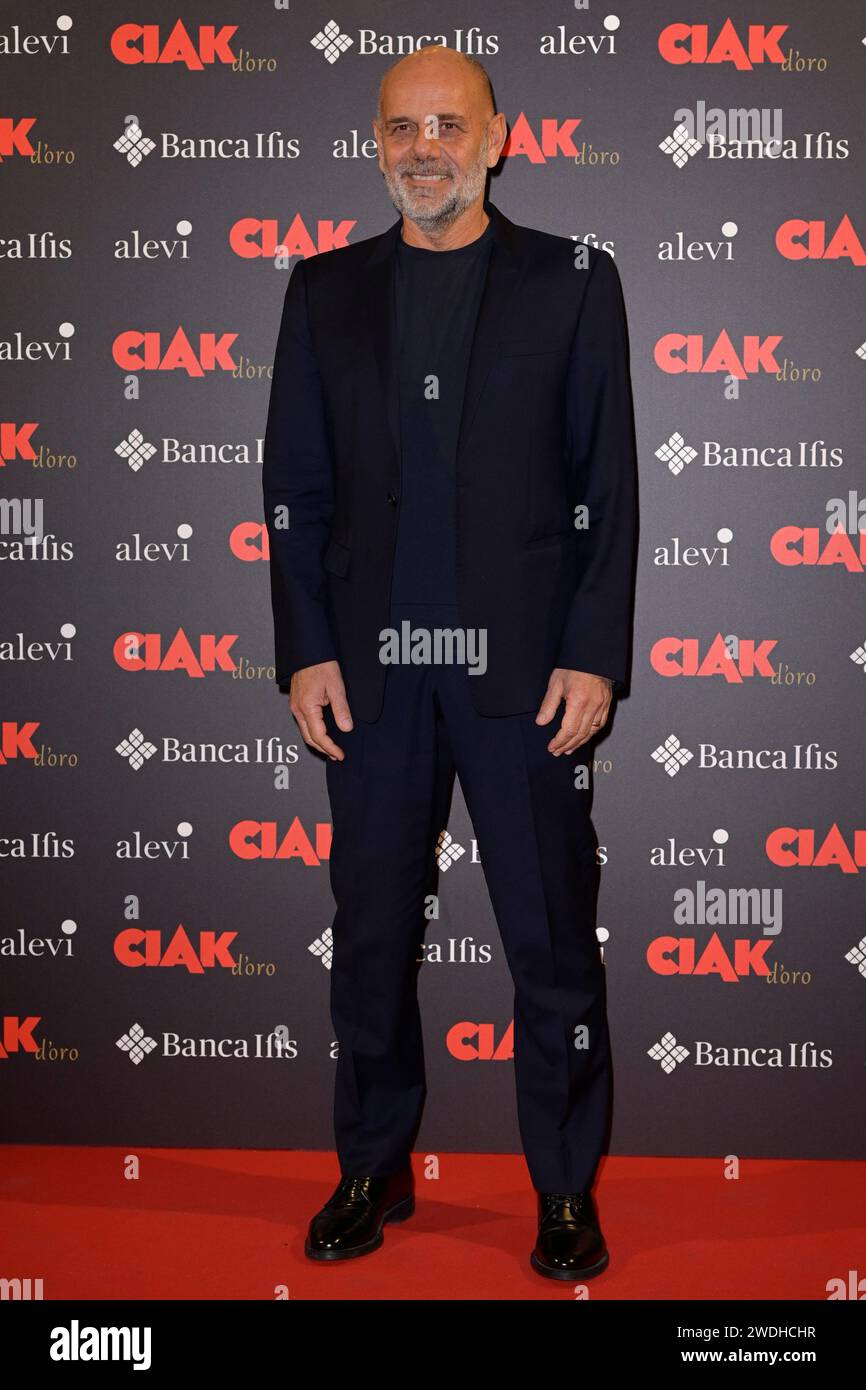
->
[376,45,495,124]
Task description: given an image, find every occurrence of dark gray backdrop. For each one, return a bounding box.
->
[2,0,863,1163]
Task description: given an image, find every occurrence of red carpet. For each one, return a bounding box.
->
[1,1149,863,1300]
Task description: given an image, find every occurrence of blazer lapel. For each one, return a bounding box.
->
[359,196,526,472]
[360,218,402,470]
[455,199,524,465]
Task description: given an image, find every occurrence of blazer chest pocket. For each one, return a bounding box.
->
[323,537,351,578]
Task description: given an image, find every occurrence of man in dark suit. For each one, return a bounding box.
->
[262,44,637,1281]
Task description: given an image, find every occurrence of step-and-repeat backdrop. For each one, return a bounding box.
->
[2,1,863,1162]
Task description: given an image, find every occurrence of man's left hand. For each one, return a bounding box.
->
[535,668,614,755]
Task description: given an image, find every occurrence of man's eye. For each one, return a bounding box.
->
[390,122,460,133]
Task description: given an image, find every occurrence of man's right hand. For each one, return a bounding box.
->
[289,660,353,761]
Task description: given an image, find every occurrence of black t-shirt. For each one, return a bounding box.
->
[390,219,494,605]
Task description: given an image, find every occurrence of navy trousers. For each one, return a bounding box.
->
[322,600,612,1194]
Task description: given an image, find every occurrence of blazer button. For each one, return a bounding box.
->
[387,491,398,505]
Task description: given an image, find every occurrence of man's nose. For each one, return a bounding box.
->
[409,128,442,159]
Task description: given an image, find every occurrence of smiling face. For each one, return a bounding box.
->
[374,48,506,235]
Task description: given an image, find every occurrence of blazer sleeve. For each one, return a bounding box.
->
[556,248,638,693]
[262,259,339,687]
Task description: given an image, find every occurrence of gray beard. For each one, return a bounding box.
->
[382,138,490,235]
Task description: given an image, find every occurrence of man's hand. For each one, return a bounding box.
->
[289,660,353,761]
[535,668,614,755]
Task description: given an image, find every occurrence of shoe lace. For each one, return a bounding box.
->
[542,1192,590,1225]
[336,1177,373,1206]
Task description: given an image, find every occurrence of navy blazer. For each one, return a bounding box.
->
[262,197,638,721]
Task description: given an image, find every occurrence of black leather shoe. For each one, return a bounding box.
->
[531,1190,609,1281]
[304,1170,415,1261]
